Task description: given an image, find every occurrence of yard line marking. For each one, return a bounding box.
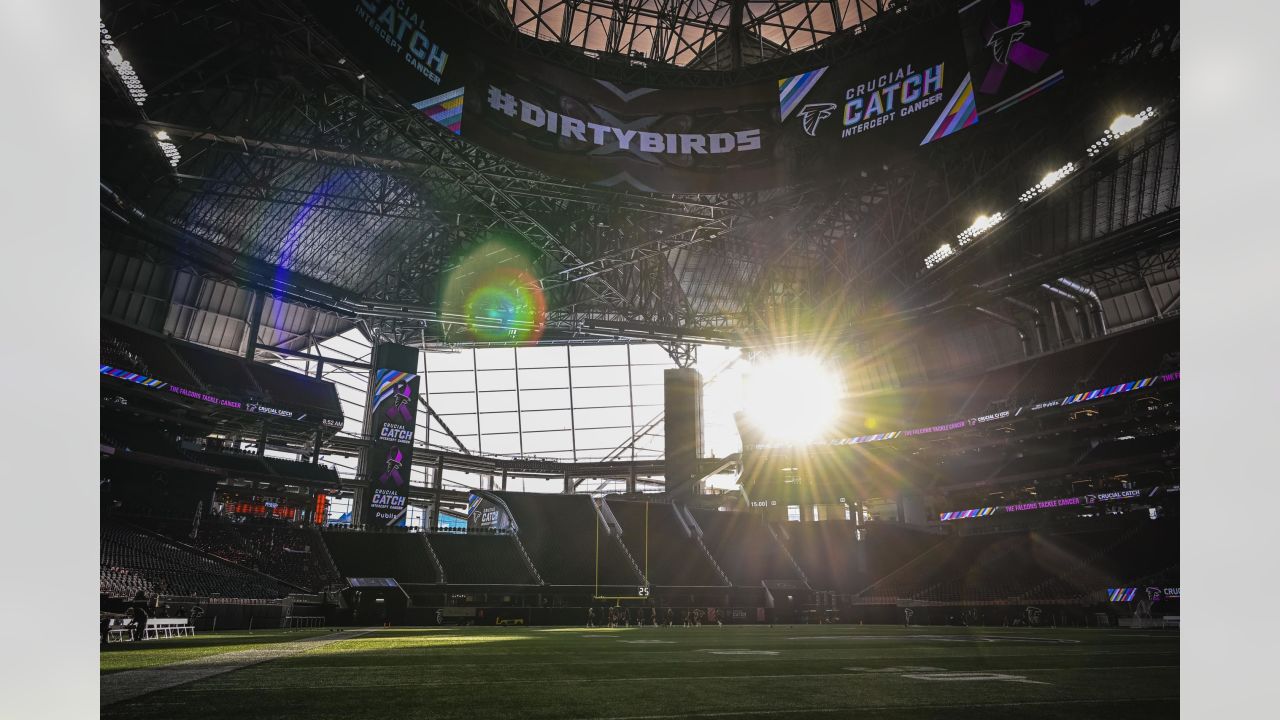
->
[100,629,370,706]
[577,696,1180,720]
[842,666,947,673]
[899,671,1049,685]
[237,648,1176,671]
[786,634,1081,644]
[165,664,1178,692]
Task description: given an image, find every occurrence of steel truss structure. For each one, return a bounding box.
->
[480,1,900,73]
[101,0,1178,378]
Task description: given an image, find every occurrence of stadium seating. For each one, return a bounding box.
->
[606,500,726,587]
[1009,341,1106,404]
[246,363,342,414]
[100,565,156,599]
[184,449,271,476]
[99,410,340,484]
[319,530,438,584]
[101,319,342,420]
[99,501,1176,609]
[876,319,1180,428]
[167,342,261,397]
[494,491,641,587]
[189,517,341,592]
[104,422,180,457]
[181,447,340,483]
[262,456,341,483]
[687,508,803,586]
[426,533,539,585]
[780,521,866,593]
[930,449,1006,486]
[1087,320,1179,388]
[853,516,1178,603]
[101,519,294,599]
[955,361,1035,419]
[101,321,202,388]
[993,446,1088,479]
[1077,432,1178,466]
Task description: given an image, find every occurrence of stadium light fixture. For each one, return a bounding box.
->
[924,243,955,270]
[155,131,181,167]
[1019,162,1076,203]
[100,20,148,106]
[741,353,842,445]
[1087,107,1157,157]
[929,104,1160,273]
[956,212,1004,246]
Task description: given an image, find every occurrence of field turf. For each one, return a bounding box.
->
[100,629,331,674]
[101,624,1178,719]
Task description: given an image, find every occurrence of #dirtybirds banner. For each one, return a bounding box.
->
[461,58,778,193]
[363,365,420,526]
[958,0,1080,116]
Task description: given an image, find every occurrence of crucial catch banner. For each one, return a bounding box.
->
[771,12,980,181]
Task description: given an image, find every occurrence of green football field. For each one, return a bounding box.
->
[100,624,1178,719]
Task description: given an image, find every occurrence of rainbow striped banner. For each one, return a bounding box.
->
[413,87,464,135]
[1107,587,1138,602]
[777,66,828,122]
[100,364,167,389]
[939,506,998,522]
[921,72,979,145]
[373,369,417,410]
[1061,377,1156,405]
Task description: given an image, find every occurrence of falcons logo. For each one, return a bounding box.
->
[987,20,1031,65]
[797,102,837,137]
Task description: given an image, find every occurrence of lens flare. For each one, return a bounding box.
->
[741,353,843,444]
[443,239,546,344]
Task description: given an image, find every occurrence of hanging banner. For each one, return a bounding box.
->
[958,0,1080,116]
[360,345,421,527]
[301,1,991,193]
[303,1,471,91]
[771,12,980,180]
[466,491,514,532]
[462,61,777,193]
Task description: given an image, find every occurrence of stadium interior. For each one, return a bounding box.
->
[96,0,1181,717]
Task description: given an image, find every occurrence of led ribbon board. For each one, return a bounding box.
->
[100,364,343,429]
[1107,587,1180,603]
[756,373,1179,451]
[1107,587,1138,602]
[940,485,1179,522]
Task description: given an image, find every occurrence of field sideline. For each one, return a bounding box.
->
[101,624,1178,719]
